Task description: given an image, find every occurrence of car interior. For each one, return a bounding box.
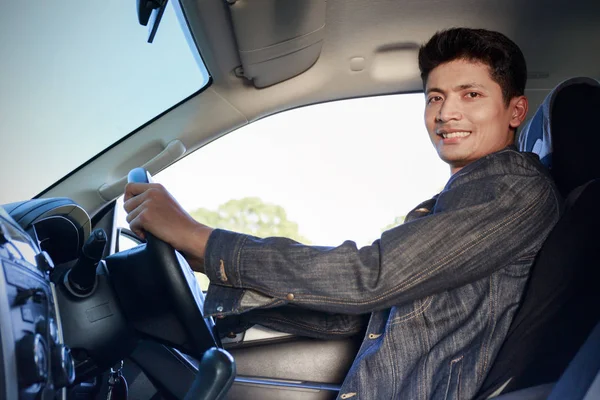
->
[1,0,600,399]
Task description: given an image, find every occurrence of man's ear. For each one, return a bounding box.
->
[509,96,528,129]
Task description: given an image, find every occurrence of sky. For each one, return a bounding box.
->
[0,1,208,204]
[2,1,450,247]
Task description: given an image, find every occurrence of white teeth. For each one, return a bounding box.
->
[442,131,471,139]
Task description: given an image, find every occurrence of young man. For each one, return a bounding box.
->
[124,28,561,399]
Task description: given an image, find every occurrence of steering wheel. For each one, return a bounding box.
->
[118,168,236,399]
[123,167,219,358]
[56,167,235,399]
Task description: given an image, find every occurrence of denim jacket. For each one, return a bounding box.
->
[202,146,561,399]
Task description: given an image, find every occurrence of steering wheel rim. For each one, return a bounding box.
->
[127,168,218,357]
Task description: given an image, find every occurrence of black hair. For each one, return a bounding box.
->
[418,28,527,105]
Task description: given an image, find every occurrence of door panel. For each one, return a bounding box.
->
[227,382,337,400]
[225,333,362,400]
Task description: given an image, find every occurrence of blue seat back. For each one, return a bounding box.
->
[518,77,600,196]
[478,77,600,398]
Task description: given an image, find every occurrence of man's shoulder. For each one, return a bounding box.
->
[440,146,562,219]
[449,146,552,187]
[490,146,546,171]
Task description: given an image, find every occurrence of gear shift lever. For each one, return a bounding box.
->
[64,228,107,297]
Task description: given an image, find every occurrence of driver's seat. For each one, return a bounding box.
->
[477,77,600,398]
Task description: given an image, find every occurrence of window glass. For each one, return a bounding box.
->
[1,1,210,204]
[118,233,141,253]
[114,93,450,289]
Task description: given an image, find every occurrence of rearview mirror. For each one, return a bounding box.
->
[137,0,168,43]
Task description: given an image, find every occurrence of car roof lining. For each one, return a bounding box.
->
[41,0,600,214]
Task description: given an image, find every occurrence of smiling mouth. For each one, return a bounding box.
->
[438,131,471,139]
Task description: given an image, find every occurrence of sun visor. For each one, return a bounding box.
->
[227,0,326,88]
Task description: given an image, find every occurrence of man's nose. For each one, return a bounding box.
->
[436,97,462,122]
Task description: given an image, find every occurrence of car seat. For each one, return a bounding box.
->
[477,77,600,399]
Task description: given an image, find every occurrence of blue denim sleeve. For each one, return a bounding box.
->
[215,306,369,340]
[203,154,560,317]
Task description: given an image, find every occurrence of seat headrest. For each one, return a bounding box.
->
[518,77,600,196]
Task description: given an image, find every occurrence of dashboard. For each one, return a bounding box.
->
[0,201,77,400]
[0,198,138,400]
[0,197,226,400]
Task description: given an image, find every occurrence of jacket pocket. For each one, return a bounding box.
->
[444,356,463,400]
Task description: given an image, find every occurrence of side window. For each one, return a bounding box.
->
[117,230,140,252]
[114,94,449,289]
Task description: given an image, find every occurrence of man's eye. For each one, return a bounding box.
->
[427,96,442,104]
[466,92,480,99]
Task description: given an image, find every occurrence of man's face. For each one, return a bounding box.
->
[424,59,527,174]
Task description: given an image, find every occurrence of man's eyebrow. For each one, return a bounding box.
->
[426,83,487,95]
[425,87,444,95]
[456,83,487,91]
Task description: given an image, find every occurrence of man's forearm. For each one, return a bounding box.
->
[181,224,214,273]
[184,252,206,273]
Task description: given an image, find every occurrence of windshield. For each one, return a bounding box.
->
[0,1,210,204]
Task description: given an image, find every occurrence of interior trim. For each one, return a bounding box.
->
[234,376,341,392]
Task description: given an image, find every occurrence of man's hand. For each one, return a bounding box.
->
[123,182,213,272]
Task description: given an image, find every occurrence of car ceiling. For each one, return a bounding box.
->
[42,0,600,215]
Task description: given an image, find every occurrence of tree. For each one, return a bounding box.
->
[381,215,406,232]
[190,197,311,244]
